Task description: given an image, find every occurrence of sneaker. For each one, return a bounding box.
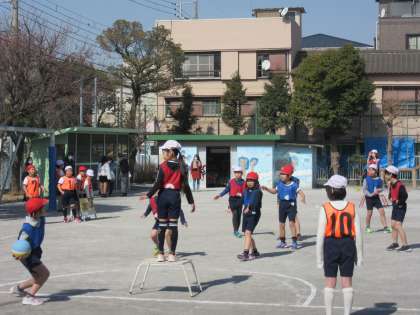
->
[276,241,288,249]
[152,246,160,257]
[252,250,260,257]
[384,227,392,233]
[297,234,302,241]
[237,253,249,261]
[74,218,82,224]
[156,254,165,262]
[248,254,256,261]
[386,243,399,251]
[9,285,25,297]
[233,231,242,238]
[167,254,177,262]
[22,295,44,306]
[290,242,301,250]
[63,217,69,223]
[397,245,412,253]
[365,227,373,234]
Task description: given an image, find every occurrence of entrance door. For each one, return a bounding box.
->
[206,147,230,188]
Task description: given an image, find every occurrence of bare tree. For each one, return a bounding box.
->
[0,17,93,192]
[382,98,404,165]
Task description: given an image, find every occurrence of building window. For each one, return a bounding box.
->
[408,35,420,50]
[257,52,287,78]
[182,53,221,78]
[202,99,221,116]
[383,87,420,116]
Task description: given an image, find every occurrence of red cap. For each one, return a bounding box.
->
[78,166,87,172]
[280,164,294,176]
[26,165,35,172]
[25,198,48,215]
[246,172,259,181]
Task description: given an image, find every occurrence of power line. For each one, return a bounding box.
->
[126,0,176,16]
[140,0,176,11]
[27,0,105,33]
[42,0,109,29]
[14,5,120,64]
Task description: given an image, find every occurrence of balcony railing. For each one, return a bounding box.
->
[181,70,221,79]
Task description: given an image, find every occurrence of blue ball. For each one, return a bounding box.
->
[11,240,31,258]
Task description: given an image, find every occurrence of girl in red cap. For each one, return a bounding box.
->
[237,172,263,261]
[262,164,305,250]
[22,165,43,201]
[10,198,50,306]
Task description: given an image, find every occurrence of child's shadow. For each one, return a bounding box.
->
[351,302,398,314]
[258,251,293,259]
[177,251,207,258]
[47,288,109,302]
[407,243,420,250]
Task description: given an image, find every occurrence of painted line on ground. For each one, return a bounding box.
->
[0,291,419,313]
[0,269,124,288]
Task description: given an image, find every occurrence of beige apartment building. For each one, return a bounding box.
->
[155,8,305,135]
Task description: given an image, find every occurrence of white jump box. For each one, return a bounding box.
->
[129,258,203,297]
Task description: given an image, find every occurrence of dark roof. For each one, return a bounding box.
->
[302,34,372,49]
[360,50,420,74]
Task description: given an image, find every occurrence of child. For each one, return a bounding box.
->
[10,198,50,306]
[316,175,363,315]
[142,196,188,257]
[77,166,95,221]
[214,166,245,238]
[363,164,391,233]
[385,165,411,252]
[237,172,263,261]
[22,165,43,200]
[140,140,195,263]
[262,164,305,250]
[57,166,80,223]
[289,164,304,240]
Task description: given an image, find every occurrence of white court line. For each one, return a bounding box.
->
[0,291,418,313]
[0,269,123,288]
[235,270,317,307]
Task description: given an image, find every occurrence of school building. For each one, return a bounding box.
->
[146,2,420,186]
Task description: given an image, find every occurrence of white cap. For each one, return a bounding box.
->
[385,165,399,175]
[232,166,243,173]
[324,175,348,189]
[86,169,94,177]
[64,165,73,171]
[368,164,378,170]
[56,160,64,166]
[160,140,182,151]
[370,149,378,154]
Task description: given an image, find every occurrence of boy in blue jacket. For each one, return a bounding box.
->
[237,172,263,261]
[10,198,50,306]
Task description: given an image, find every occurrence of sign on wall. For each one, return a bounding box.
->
[236,146,273,187]
[274,145,313,188]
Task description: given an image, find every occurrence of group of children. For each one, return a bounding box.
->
[12,140,412,314]
[56,165,96,223]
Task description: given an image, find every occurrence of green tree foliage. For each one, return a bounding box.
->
[97,20,184,130]
[222,72,247,135]
[258,74,291,134]
[291,45,375,173]
[170,85,197,134]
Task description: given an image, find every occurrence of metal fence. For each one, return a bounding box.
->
[316,157,420,187]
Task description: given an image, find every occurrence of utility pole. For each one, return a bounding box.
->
[119,80,123,128]
[79,78,84,127]
[11,0,19,34]
[92,77,97,127]
[193,0,198,19]
[176,0,183,19]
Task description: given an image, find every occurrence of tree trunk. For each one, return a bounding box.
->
[10,139,24,194]
[386,122,393,166]
[330,141,340,175]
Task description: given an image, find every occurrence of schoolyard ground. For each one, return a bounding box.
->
[0,186,419,315]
